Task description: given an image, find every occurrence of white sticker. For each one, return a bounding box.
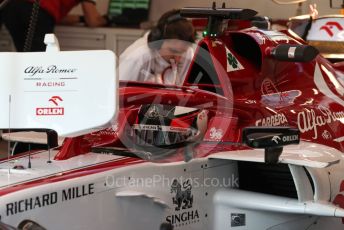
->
[0,50,117,137]
[226,48,244,72]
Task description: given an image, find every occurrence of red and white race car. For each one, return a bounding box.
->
[1,5,344,230]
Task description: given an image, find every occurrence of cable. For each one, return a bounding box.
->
[23,0,40,52]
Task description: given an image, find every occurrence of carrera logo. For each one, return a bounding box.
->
[255,113,288,127]
[36,108,64,116]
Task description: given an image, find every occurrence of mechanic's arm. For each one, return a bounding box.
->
[80,1,106,27]
[59,1,106,27]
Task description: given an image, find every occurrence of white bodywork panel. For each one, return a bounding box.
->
[0,50,117,137]
[307,17,344,42]
[0,154,236,230]
[0,150,123,188]
[210,141,340,168]
[0,149,342,229]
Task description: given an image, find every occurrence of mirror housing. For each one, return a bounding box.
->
[271,44,319,62]
[242,127,300,164]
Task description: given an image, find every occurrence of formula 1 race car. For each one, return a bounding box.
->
[2,4,344,230]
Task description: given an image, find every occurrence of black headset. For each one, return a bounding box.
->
[148,10,187,49]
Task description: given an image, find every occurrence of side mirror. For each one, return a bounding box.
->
[242,127,300,164]
[271,44,319,62]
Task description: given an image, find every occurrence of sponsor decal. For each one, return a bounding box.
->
[133,124,159,131]
[24,65,77,77]
[231,213,246,227]
[209,127,223,140]
[322,130,332,140]
[169,127,190,132]
[36,108,64,116]
[5,183,94,217]
[272,136,281,144]
[24,65,78,90]
[36,81,65,87]
[36,96,64,116]
[282,135,299,142]
[261,90,301,108]
[297,106,344,139]
[133,124,191,133]
[166,179,200,227]
[255,113,288,127]
[171,179,193,211]
[48,96,63,106]
[320,21,343,37]
[254,33,266,45]
[261,79,301,108]
[226,48,244,72]
[271,135,298,144]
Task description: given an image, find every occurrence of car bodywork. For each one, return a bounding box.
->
[1,6,344,230]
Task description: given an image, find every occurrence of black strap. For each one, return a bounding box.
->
[23,0,41,52]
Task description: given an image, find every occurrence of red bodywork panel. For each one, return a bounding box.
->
[56,28,344,160]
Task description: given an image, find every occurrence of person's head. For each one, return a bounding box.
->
[148,9,195,64]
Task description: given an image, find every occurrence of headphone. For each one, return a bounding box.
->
[148,10,187,49]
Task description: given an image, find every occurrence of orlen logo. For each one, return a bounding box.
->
[48,96,63,106]
[36,96,64,116]
[320,21,343,37]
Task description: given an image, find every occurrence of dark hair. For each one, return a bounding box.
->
[148,9,195,49]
